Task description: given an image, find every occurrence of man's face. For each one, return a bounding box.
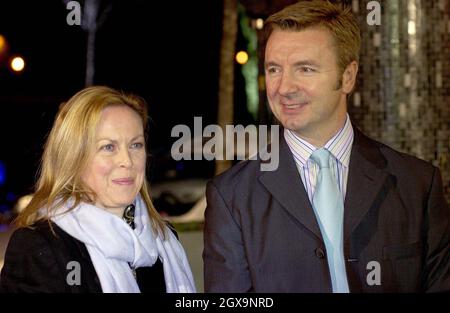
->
[265,27,352,145]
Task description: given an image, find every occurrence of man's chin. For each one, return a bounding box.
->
[281,118,308,133]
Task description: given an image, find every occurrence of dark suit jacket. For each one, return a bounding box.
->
[203,128,450,292]
[0,221,166,293]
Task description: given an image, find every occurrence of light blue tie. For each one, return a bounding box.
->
[310,148,349,293]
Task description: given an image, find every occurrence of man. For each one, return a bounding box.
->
[203,0,449,292]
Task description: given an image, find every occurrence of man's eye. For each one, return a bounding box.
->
[101,144,115,152]
[301,67,315,73]
[267,67,280,74]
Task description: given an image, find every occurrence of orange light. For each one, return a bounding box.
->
[11,56,25,72]
[235,51,249,65]
[0,34,8,58]
[0,35,6,52]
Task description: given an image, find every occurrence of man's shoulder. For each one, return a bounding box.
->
[209,159,263,189]
[359,131,437,178]
[376,138,433,168]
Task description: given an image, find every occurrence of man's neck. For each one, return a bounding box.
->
[293,114,348,148]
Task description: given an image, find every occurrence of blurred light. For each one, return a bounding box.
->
[0,161,6,186]
[0,34,8,60]
[236,51,249,65]
[11,56,25,72]
[0,204,8,213]
[14,194,33,214]
[165,169,177,179]
[6,192,16,202]
[0,35,6,52]
[255,18,264,30]
[176,161,184,171]
[408,21,416,35]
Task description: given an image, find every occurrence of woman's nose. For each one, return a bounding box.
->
[118,149,133,167]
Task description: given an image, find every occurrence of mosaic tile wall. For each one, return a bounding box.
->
[348,0,450,203]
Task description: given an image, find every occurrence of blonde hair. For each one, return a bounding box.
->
[264,0,361,75]
[16,86,167,237]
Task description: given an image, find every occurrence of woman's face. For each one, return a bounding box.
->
[82,105,146,215]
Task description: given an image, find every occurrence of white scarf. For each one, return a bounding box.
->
[50,195,196,293]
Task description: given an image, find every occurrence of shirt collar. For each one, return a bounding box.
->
[284,114,354,168]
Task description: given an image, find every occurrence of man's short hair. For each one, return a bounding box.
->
[264,0,361,74]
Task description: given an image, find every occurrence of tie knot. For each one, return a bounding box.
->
[310,148,331,169]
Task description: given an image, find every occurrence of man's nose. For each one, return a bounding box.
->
[278,71,299,96]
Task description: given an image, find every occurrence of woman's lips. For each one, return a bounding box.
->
[112,178,134,185]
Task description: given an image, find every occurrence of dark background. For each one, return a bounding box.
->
[0,0,238,213]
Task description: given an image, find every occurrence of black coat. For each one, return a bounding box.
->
[0,220,166,293]
[204,127,450,292]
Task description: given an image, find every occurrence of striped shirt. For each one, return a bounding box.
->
[284,115,354,203]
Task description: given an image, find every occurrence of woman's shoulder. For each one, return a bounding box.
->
[1,221,69,292]
[2,220,101,293]
[9,220,67,244]
[7,220,87,262]
[8,221,49,246]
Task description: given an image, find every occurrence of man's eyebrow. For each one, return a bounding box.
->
[293,60,320,67]
[264,61,279,68]
[265,60,320,68]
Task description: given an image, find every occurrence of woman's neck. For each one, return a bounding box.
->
[98,205,125,218]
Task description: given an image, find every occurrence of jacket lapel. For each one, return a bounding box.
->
[344,128,389,241]
[258,127,390,243]
[259,132,323,240]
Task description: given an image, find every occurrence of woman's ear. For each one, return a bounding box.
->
[342,61,358,94]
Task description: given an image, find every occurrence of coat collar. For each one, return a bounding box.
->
[343,127,389,240]
[259,129,323,240]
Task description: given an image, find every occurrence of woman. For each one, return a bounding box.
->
[0,86,196,293]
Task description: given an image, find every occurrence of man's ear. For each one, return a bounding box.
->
[342,61,358,94]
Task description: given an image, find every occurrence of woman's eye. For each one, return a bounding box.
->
[131,142,144,149]
[101,144,115,152]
